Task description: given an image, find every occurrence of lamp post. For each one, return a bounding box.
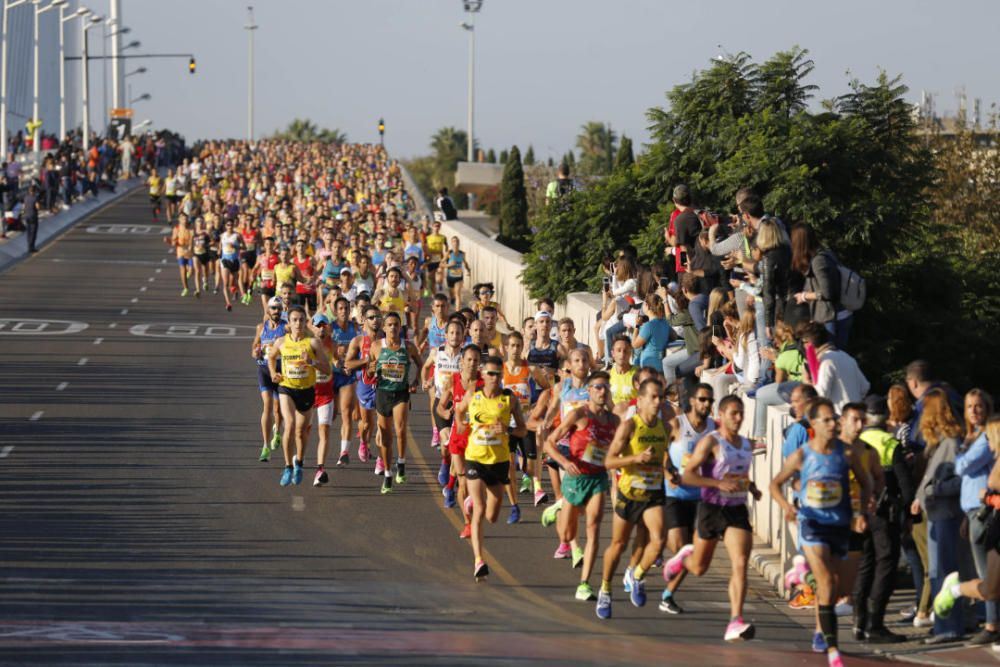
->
[128,92,149,105]
[1,0,31,159]
[460,0,482,164]
[32,0,68,162]
[59,5,88,142]
[81,12,102,152]
[244,6,257,142]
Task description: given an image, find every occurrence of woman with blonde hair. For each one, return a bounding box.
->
[911,388,966,643]
[632,292,671,370]
[704,303,760,403]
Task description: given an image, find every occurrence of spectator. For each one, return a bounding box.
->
[753,320,807,440]
[598,254,638,365]
[661,275,700,384]
[755,219,791,338]
[790,223,856,350]
[435,187,458,221]
[799,322,869,413]
[704,304,760,400]
[905,360,963,450]
[545,162,576,203]
[23,184,39,253]
[667,184,700,276]
[688,230,723,294]
[632,292,671,371]
[120,135,135,178]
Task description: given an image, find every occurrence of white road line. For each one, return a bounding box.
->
[29,411,43,421]
[49,258,164,267]
[77,357,88,366]
[0,445,13,458]
[148,277,155,282]
[155,268,162,274]
[93,337,103,345]
[56,382,68,391]
[130,298,138,303]
[161,258,167,264]
[120,309,128,315]
[292,496,306,512]
[108,323,117,329]
[140,286,147,292]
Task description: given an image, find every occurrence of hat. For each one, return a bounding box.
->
[864,394,888,416]
[267,296,283,309]
[339,267,352,275]
[534,310,553,320]
[312,313,330,326]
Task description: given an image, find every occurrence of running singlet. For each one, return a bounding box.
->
[220,232,240,261]
[274,262,295,288]
[378,289,406,317]
[259,254,279,288]
[193,233,209,256]
[446,251,465,278]
[618,414,669,502]
[354,272,375,295]
[241,229,258,253]
[331,321,358,377]
[466,390,513,465]
[447,372,482,452]
[797,441,851,526]
[433,346,462,398]
[557,378,590,446]
[502,363,533,407]
[356,335,378,386]
[700,430,753,506]
[376,343,409,392]
[426,317,447,349]
[314,337,335,407]
[527,338,559,370]
[666,414,716,501]
[567,410,617,475]
[257,319,286,368]
[294,257,315,294]
[609,366,637,405]
[426,233,446,261]
[279,336,316,390]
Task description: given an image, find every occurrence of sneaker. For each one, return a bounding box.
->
[658,593,683,614]
[541,499,562,527]
[865,625,906,644]
[826,649,844,667]
[595,591,612,619]
[913,613,934,628]
[270,427,281,450]
[534,489,548,507]
[507,504,521,525]
[459,524,472,539]
[381,475,393,495]
[279,466,293,487]
[437,462,449,487]
[519,475,532,494]
[626,570,646,607]
[933,571,961,619]
[571,545,584,569]
[394,462,406,484]
[969,629,1000,646]
[181,288,189,297]
[663,544,694,582]
[358,441,370,462]
[194,289,200,298]
[724,617,755,641]
[784,554,810,590]
[474,560,489,580]
[431,429,440,448]
[292,460,303,485]
[789,587,816,610]
[313,469,329,486]
[442,486,456,508]
[575,582,596,601]
[226,304,232,312]
[337,453,349,467]
[852,626,866,641]
[834,599,853,617]
[374,457,385,476]
[898,606,917,623]
[259,444,270,462]
[623,567,634,593]
[553,543,571,559]
[811,630,828,653]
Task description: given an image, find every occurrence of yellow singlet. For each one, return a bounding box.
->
[379,289,406,317]
[279,335,316,390]
[465,390,513,465]
[426,233,446,261]
[617,414,669,501]
[609,366,637,405]
[274,263,296,288]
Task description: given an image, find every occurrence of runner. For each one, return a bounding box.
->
[191,217,212,297]
[147,169,162,220]
[596,377,670,619]
[502,332,551,519]
[254,236,280,313]
[543,370,619,601]
[218,218,245,312]
[293,238,318,316]
[479,306,506,354]
[664,395,763,641]
[424,220,446,294]
[165,214,193,296]
[251,296,286,462]
[266,305,331,487]
[239,214,260,305]
[438,344,483,535]
[421,318,466,496]
[444,236,471,310]
[419,293,451,449]
[343,305,382,472]
[770,397,873,667]
[328,297,365,465]
[456,354,528,580]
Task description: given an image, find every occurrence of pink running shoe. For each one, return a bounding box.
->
[724,617,755,641]
[663,544,694,582]
[358,441,370,463]
[374,457,385,475]
[553,543,571,559]
[826,649,844,667]
[784,554,810,590]
[431,428,440,448]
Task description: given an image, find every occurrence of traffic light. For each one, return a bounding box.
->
[378,118,385,145]
[188,57,196,74]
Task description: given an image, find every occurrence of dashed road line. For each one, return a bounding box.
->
[29,411,43,421]
[148,277,155,282]
[292,496,305,512]
[77,357,88,366]
[155,268,162,274]
[121,308,128,315]
[0,445,13,458]
[140,286,147,292]
[93,337,103,345]
[130,298,138,303]
[55,382,68,391]
[108,323,117,329]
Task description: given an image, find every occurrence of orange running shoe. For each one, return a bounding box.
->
[789,585,815,610]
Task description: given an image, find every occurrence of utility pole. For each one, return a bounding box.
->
[110,0,122,110]
[244,6,257,142]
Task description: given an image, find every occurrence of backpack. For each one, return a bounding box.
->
[836,262,866,312]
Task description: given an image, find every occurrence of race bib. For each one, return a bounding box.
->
[285,359,308,380]
[381,361,406,383]
[223,244,236,255]
[316,369,331,383]
[447,266,463,278]
[806,479,843,509]
[721,473,750,500]
[631,464,663,490]
[582,440,610,467]
[261,269,274,281]
[472,422,505,447]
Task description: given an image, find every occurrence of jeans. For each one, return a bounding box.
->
[824,314,853,351]
[662,348,694,383]
[968,509,1000,626]
[752,381,799,438]
[928,515,964,637]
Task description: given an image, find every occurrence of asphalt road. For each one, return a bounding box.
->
[0,189,895,666]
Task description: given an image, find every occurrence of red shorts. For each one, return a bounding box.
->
[448,431,469,457]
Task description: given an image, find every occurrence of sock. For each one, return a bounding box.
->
[661,589,673,599]
[447,474,457,490]
[950,583,962,598]
[340,439,350,453]
[397,457,406,465]
[634,565,647,580]
[818,604,838,649]
[601,580,611,593]
[384,468,392,478]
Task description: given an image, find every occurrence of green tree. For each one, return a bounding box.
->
[576,121,617,177]
[486,148,497,163]
[614,135,634,172]
[524,145,536,165]
[499,146,531,251]
[499,148,509,164]
[273,118,347,144]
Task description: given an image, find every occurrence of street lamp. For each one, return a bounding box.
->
[81,12,102,152]
[59,5,88,141]
[125,66,146,78]
[32,0,68,162]
[461,0,482,163]
[245,6,257,142]
[129,93,150,105]
[1,0,31,159]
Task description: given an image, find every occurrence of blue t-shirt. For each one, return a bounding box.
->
[782,420,809,460]
[637,318,671,369]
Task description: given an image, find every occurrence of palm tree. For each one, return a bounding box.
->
[273,119,347,144]
[575,121,617,177]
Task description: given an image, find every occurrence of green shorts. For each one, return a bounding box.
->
[561,472,610,507]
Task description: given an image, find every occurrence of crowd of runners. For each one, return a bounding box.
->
[154,140,1000,667]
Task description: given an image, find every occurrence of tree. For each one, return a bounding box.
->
[272,118,347,144]
[547,157,554,167]
[486,148,497,163]
[614,135,634,172]
[404,126,476,208]
[498,146,530,251]
[575,121,617,177]
[524,145,536,165]
[499,148,509,164]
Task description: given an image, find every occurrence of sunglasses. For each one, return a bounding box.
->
[694,397,715,404]
[366,315,380,320]
[484,370,502,377]
[589,383,610,390]
[268,307,281,312]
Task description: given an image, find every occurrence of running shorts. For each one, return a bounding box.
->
[297,292,317,312]
[316,401,336,426]
[664,497,699,532]
[261,286,276,298]
[177,257,192,267]
[425,261,440,273]
[432,396,453,431]
[509,431,538,459]
[376,388,410,418]
[562,472,610,507]
[696,502,752,541]
[356,381,377,411]
[257,365,278,394]
[278,385,315,413]
[799,518,851,560]
[448,430,469,457]
[194,252,211,265]
[466,460,510,487]
[614,491,666,525]
[240,251,257,266]
[221,258,239,273]
[333,371,356,390]
[446,275,462,288]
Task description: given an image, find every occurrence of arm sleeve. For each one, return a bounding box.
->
[710,232,744,257]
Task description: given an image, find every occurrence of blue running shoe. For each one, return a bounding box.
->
[279,466,293,487]
[292,460,303,485]
[626,570,646,608]
[507,504,521,524]
[812,631,828,653]
[623,566,633,593]
[596,590,612,619]
[443,486,456,508]
[437,462,449,487]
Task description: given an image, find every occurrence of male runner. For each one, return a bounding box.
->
[420,293,451,449]
[438,344,483,533]
[254,236,280,313]
[165,214,193,296]
[311,313,338,485]
[251,296,286,462]
[329,297,365,465]
[421,318,465,493]
[344,306,382,468]
[502,332,551,518]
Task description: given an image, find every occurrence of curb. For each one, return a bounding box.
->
[0,179,142,275]
[750,541,785,597]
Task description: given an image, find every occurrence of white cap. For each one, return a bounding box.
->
[267,296,283,309]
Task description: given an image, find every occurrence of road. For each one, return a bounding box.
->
[0,189,896,665]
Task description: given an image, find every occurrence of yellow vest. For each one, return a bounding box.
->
[618,414,669,501]
[609,366,637,405]
[279,335,316,390]
[466,390,513,465]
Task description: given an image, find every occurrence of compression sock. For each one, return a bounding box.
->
[818,604,838,649]
[601,580,612,594]
[340,439,350,453]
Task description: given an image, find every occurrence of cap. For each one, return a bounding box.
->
[267,296,283,309]
[339,267,352,275]
[312,313,330,326]
[864,394,888,416]
[534,310,553,320]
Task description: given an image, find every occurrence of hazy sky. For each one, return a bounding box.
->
[106,0,1000,160]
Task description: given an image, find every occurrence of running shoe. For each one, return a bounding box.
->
[553,543,571,559]
[442,486,456,508]
[279,466,293,487]
[474,560,489,580]
[541,499,562,527]
[314,469,329,486]
[507,504,521,525]
[292,460,303,485]
[337,453,349,467]
[374,457,385,476]
[381,475,393,495]
[431,428,440,449]
[663,543,694,582]
[789,587,815,609]
[358,441,370,462]
[194,289,200,298]
[181,288,189,297]
[623,566,633,593]
[626,569,646,607]
[459,524,472,539]
[933,571,961,619]
[826,649,844,667]
[784,554,810,590]
[270,427,280,450]
[811,630,828,653]
[575,582,596,601]
[226,304,232,312]
[724,617,755,641]
[533,489,548,507]
[259,444,270,462]
[519,475,532,494]
[571,545,584,569]
[437,462,449,487]
[596,590,612,619]
[834,599,853,617]
[658,593,683,614]
[912,613,934,628]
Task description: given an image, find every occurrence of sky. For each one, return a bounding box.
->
[82,0,1000,160]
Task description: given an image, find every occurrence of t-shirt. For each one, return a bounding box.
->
[775,343,805,382]
[637,318,671,370]
[674,209,701,251]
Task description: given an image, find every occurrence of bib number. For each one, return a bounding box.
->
[721,473,750,500]
[381,361,406,383]
[582,441,609,467]
[286,359,309,380]
[631,464,663,490]
[473,422,505,447]
[806,479,844,509]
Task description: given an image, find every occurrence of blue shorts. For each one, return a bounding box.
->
[256,365,278,394]
[177,257,192,267]
[798,518,850,559]
[356,381,376,410]
[334,371,356,390]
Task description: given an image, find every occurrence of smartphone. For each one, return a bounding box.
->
[602,277,611,290]
[679,250,689,265]
[658,277,670,289]
[712,325,723,339]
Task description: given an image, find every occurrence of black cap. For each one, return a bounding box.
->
[864,394,888,416]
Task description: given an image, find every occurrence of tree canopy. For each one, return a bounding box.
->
[271,118,347,144]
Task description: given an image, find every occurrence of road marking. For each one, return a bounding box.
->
[77,358,88,366]
[130,298,138,303]
[129,323,256,340]
[139,286,147,292]
[161,258,167,264]
[93,337,103,345]
[49,258,164,267]
[29,411,43,421]
[120,309,128,315]
[155,268,162,274]
[148,277,155,283]
[55,382,68,391]
[0,319,88,336]
[86,224,169,235]
[108,323,117,329]
[0,445,13,458]
[292,496,305,512]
